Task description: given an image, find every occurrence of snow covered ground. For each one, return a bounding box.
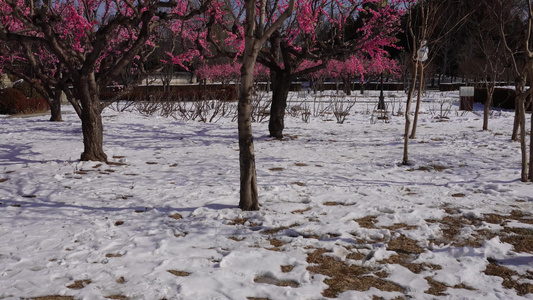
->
[1,90,532,300]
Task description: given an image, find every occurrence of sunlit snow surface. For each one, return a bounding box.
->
[1,90,532,299]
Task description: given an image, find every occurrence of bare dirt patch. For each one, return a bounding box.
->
[501,227,533,253]
[268,167,284,171]
[281,265,294,273]
[261,223,298,235]
[268,238,286,248]
[29,296,74,300]
[254,274,299,287]
[169,213,183,220]
[167,270,191,277]
[291,207,311,214]
[105,295,128,300]
[387,235,424,254]
[380,252,441,274]
[383,223,418,231]
[105,253,123,258]
[424,276,448,296]
[228,217,249,225]
[408,164,448,172]
[66,279,91,290]
[306,249,403,298]
[354,216,378,229]
[484,262,533,296]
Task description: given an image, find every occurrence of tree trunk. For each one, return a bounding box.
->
[512,99,520,141]
[79,104,107,162]
[49,93,63,122]
[77,76,107,162]
[530,106,533,181]
[483,86,494,131]
[403,61,419,165]
[518,93,528,182]
[268,71,291,139]
[344,78,352,96]
[238,59,259,211]
[410,63,424,139]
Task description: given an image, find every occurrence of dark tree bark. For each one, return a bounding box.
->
[1,0,211,163]
[343,77,353,96]
[530,94,533,181]
[80,105,107,162]
[482,87,494,131]
[517,92,528,182]
[237,0,295,211]
[410,63,424,139]
[268,71,291,139]
[238,60,259,210]
[403,62,419,165]
[78,75,107,162]
[49,92,63,122]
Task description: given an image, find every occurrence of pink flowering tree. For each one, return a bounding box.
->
[327,56,366,95]
[0,42,74,121]
[0,0,211,162]
[196,62,241,86]
[199,0,402,138]
[257,0,403,138]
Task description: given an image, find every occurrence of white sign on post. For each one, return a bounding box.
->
[459,86,475,97]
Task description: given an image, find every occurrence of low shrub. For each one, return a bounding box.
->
[0,88,26,114]
[17,98,50,113]
[0,88,49,114]
[101,85,238,102]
